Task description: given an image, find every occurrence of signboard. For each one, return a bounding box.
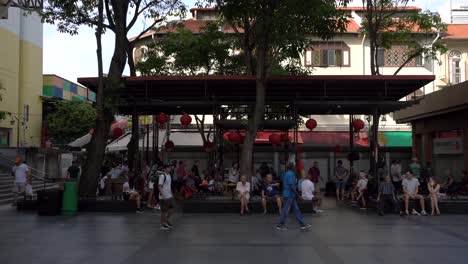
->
[433,137,464,155]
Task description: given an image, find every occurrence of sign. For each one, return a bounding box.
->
[433,137,464,155]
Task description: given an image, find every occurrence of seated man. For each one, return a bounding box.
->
[301,174,323,213]
[377,175,400,216]
[261,174,282,214]
[123,182,143,213]
[236,175,251,215]
[402,171,427,216]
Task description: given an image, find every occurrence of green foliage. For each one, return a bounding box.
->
[360,1,447,74]
[137,21,246,75]
[46,101,96,146]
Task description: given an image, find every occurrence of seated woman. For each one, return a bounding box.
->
[228,162,240,183]
[123,182,143,213]
[236,175,251,215]
[440,172,454,194]
[428,177,441,216]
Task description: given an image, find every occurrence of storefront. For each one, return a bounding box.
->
[395,81,468,181]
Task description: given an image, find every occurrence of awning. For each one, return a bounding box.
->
[67,133,92,148]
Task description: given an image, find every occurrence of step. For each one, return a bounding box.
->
[0,186,59,206]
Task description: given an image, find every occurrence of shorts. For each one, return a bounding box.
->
[13,183,26,193]
[160,198,176,212]
[263,195,279,201]
[238,193,250,200]
[335,181,345,190]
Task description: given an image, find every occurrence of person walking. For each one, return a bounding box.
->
[11,157,29,206]
[276,162,311,231]
[427,177,441,216]
[159,163,176,230]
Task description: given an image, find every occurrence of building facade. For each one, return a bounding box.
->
[0,7,43,148]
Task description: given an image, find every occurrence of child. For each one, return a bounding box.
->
[24,175,33,199]
[377,175,400,216]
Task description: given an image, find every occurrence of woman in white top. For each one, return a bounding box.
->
[236,175,251,215]
[428,177,441,216]
[228,162,240,183]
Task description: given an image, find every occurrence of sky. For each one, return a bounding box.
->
[43,0,463,83]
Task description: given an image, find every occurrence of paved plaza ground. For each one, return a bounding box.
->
[1,200,468,264]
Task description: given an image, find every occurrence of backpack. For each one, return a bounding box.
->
[151,170,166,198]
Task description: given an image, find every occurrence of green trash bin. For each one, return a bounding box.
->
[62,182,78,216]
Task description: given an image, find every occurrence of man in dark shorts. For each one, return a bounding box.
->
[159,163,176,230]
[261,174,282,214]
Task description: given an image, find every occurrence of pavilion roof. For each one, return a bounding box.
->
[78,75,434,115]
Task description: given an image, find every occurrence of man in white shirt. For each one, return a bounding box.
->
[402,171,427,216]
[159,163,176,230]
[11,157,29,205]
[301,175,323,213]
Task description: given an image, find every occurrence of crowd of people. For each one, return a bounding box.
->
[330,157,468,217]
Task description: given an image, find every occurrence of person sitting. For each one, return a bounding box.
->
[402,171,428,216]
[251,170,263,196]
[261,174,282,214]
[301,173,323,213]
[355,171,368,210]
[427,177,441,216]
[236,175,251,215]
[377,175,400,216]
[460,170,468,195]
[228,162,240,183]
[123,182,143,213]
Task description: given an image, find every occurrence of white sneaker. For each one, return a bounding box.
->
[411,209,420,216]
[155,204,161,210]
[421,210,428,216]
[315,209,324,213]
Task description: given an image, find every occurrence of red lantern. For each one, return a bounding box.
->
[112,127,123,138]
[352,119,365,132]
[334,144,343,153]
[165,140,175,151]
[228,131,241,143]
[306,118,317,130]
[180,115,192,126]
[203,141,215,152]
[269,134,281,146]
[280,133,289,142]
[156,113,169,124]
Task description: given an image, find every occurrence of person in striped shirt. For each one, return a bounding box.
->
[377,175,400,216]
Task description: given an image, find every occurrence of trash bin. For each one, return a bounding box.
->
[62,182,78,216]
[37,190,63,216]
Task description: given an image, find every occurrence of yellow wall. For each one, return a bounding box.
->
[0,9,43,148]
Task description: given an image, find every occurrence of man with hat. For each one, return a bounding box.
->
[11,157,30,205]
[159,163,176,230]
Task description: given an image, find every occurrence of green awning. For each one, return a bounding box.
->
[380,131,412,147]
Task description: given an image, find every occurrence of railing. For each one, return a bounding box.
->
[0,155,56,191]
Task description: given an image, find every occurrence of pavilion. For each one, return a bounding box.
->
[78,75,434,178]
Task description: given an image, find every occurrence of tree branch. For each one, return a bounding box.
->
[104,0,115,29]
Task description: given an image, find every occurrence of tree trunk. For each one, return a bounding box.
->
[394,53,419,75]
[127,110,139,172]
[79,0,106,198]
[127,40,137,76]
[240,36,268,177]
[80,0,129,197]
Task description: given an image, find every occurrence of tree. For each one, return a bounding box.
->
[207,0,349,175]
[360,0,447,180]
[361,0,447,75]
[46,101,96,146]
[41,0,185,197]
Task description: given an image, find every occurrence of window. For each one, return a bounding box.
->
[305,42,350,67]
[449,50,462,84]
[381,45,423,67]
